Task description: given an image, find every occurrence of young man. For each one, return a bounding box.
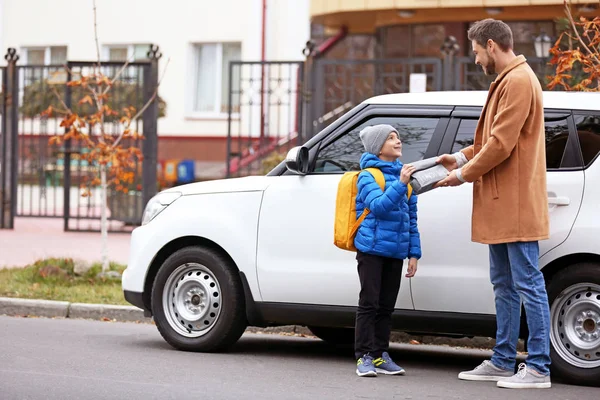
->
[436,19,552,389]
[353,124,420,377]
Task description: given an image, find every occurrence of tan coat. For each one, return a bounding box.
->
[460,55,550,244]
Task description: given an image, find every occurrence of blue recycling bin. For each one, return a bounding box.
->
[177,159,195,184]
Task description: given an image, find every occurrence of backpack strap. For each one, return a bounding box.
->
[364,168,385,191]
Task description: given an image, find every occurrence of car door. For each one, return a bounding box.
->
[256,105,452,309]
[410,108,585,314]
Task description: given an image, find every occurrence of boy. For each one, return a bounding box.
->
[354,124,420,377]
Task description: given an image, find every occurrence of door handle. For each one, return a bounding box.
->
[548,196,570,206]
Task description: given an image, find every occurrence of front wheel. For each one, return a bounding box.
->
[548,263,600,386]
[151,246,247,352]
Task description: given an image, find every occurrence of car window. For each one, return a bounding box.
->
[452,117,570,170]
[574,114,600,167]
[451,119,477,154]
[313,116,440,173]
[544,118,570,169]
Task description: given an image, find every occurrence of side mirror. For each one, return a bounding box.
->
[285,146,309,175]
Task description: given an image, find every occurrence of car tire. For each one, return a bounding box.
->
[151,246,247,352]
[308,326,355,347]
[547,263,600,386]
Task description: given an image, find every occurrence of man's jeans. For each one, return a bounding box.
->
[489,241,551,376]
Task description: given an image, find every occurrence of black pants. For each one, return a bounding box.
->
[354,251,403,360]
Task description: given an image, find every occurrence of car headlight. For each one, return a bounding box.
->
[141,191,182,225]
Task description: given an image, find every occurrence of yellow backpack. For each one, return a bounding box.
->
[333,168,412,252]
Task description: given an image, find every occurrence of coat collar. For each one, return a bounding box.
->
[492,54,527,86]
[479,55,527,121]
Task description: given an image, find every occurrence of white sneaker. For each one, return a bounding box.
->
[497,363,551,389]
[458,360,514,382]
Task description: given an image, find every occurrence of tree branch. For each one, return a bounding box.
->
[103,53,135,96]
[565,1,600,65]
[112,57,170,148]
[93,0,102,71]
[49,85,73,114]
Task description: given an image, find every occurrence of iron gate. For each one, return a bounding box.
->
[226,61,305,177]
[308,57,443,137]
[0,46,161,232]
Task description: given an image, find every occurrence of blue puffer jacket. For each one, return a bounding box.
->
[354,153,422,260]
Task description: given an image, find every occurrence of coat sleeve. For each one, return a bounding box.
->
[357,171,407,218]
[407,193,422,260]
[460,75,533,183]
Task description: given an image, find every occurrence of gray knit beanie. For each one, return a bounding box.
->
[359,124,398,155]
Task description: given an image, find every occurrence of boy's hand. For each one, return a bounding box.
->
[400,164,416,184]
[406,258,418,278]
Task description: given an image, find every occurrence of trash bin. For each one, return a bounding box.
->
[177,159,195,184]
[164,160,179,184]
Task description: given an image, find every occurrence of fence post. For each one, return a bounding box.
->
[1,48,19,229]
[63,63,73,231]
[441,36,460,91]
[142,45,161,216]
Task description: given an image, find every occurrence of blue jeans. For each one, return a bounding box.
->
[489,241,551,376]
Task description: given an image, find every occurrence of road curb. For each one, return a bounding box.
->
[0,297,520,351]
[69,303,148,322]
[0,297,149,322]
[0,297,70,318]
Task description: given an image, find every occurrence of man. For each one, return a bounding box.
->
[436,18,551,389]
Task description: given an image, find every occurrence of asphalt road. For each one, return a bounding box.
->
[0,316,596,400]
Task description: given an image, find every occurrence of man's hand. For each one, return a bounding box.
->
[435,170,464,188]
[406,258,418,278]
[436,154,458,171]
[400,164,416,184]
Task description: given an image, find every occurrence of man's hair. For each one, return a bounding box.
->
[468,18,513,52]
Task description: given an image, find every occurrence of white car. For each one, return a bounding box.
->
[123,91,600,386]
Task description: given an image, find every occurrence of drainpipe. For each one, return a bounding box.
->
[260,0,267,144]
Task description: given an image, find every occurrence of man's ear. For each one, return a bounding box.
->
[487,39,495,52]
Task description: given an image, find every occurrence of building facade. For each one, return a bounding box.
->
[0,0,310,178]
[310,0,598,60]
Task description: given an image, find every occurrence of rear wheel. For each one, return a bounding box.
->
[548,263,600,386]
[151,246,247,352]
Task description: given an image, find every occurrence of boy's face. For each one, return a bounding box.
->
[379,131,402,161]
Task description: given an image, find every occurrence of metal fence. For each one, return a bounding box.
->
[226,61,304,177]
[309,58,443,136]
[0,46,161,232]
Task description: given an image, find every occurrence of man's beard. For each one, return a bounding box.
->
[482,54,496,75]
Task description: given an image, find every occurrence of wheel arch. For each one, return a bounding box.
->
[143,236,239,313]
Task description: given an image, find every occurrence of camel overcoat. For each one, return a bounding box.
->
[460,55,550,244]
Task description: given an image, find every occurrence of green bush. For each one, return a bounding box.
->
[18,80,166,119]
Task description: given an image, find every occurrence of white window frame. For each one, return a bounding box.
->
[21,46,67,65]
[186,42,240,120]
[20,46,69,85]
[102,44,151,62]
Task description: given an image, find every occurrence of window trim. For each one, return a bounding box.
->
[573,111,600,169]
[186,42,241,119]
[441,108,583,171]
[306,105,453,175]
[102,44,151,62]
[21,46,68,66]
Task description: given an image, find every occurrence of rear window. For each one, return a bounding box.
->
[574,114,600,167]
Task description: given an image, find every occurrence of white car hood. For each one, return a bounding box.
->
[164,176,271,196]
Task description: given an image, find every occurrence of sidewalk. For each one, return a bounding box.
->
[0,217,130,268]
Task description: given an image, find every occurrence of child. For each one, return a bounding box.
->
[354,124,421,377]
